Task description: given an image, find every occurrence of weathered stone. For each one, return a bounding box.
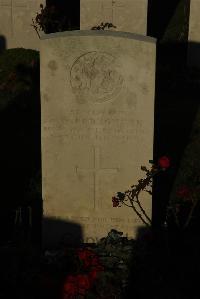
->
[188,0,200,68]
[80,0,148,34]
[0,0,45,50]
[40,30,156,248]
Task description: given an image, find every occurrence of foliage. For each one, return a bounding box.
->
[39,229,135,299]
[113,155,200,230]
[168,104,200,229]
[0,48,41,212]
[0,48,39,111]
[91,22,117,31]
[31,3,78,37]
[31,3,117,37]
[161,0,190,43]
[112,156,171,226]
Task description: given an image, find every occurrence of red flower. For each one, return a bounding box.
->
[158,156,170,169]
[77,274,91,295]
[176,185,191,199]
[112,196,120,207]
[89,266,104,283]
[77,248,102,269]
[89,269,98,283]
[63,274,91,297]
[77,248,92,260]
[62,249,104,298]
[62,275,78,298]
[77,248,95,260]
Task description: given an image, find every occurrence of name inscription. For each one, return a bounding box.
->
[43,109,144,141]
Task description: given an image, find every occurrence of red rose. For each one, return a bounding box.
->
[77,248,94,260]
[112,196,119,207]
[77,248,92,260]
[77,248,101,269]
[63,275,78,297]
[176,185,191,199]
[89,269,98,283]
[77,248,87,261]
[158,156,170,169]
[77,249,90,268]
[77,274,91,295]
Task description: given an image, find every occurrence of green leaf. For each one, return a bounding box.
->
[141,166,148,171]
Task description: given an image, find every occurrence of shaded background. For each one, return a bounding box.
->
[0,0,199,246]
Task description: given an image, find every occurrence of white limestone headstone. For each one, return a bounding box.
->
[188,0,200,68]
[40,30,156,248]
[0,0,45,50]
[80,0,148,35]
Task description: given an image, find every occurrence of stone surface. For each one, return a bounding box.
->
[0,0,45,51]
[188,0,200,68]
[80,0,147,35]
[40,30,156,247]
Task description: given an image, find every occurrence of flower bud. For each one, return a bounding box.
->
[158,156,170,169]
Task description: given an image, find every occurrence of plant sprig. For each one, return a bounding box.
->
[91,22,117,30]
[112,156,171,227]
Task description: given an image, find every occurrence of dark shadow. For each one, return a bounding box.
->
[0,35,6,53]
[187,41,200,68]
[0,52,41,248]
[125,223,200,298]
[45,0,80,32]
[0,216,83,299]
[152,41,200,229]
[147,0,181,39]
[42,217,83,250]
[124,226,168,299]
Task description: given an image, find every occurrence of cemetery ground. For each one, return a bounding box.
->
[0,41,200,298]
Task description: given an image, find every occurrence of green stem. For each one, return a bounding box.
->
[122,202,134,208]
[136,195,152,224]
[31,19,41,39]
[183,199,199,229]
[127,194,150,226]
[173,208,180,228]
[121,168,163,226]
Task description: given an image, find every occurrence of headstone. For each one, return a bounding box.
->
[40,30,156,247]
[80,0,148,35]
[188,0,200,68]
[0,0,45,51]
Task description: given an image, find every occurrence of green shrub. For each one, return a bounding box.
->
[32,2,79,36]
[0,48,39,111]
[0,48,41,210]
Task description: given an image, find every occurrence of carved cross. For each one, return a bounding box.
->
[101,0,124,24]
[75,146,119,210]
